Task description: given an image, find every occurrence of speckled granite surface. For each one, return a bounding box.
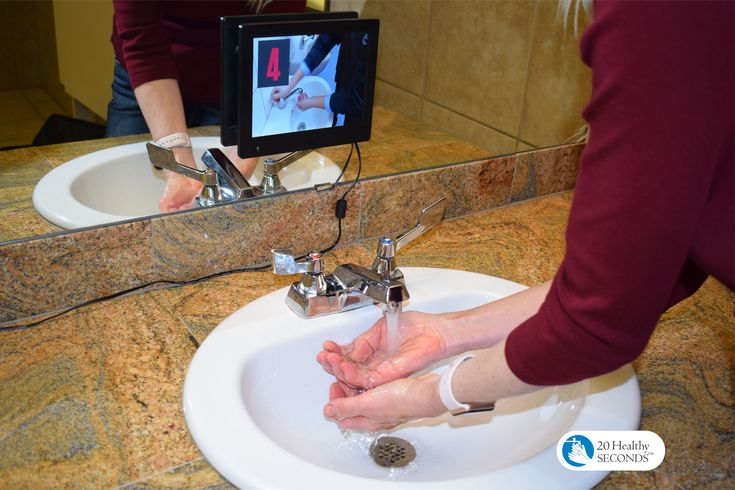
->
[0,192,732,489]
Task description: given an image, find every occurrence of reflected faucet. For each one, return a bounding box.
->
[272,197,448,318]
[261,150,310,194]
[147,143,305,206]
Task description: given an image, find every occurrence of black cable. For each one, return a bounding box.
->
[2,259,272,331]
[341,141,362,200]
[4,143,365,332]
[334,143,354,184]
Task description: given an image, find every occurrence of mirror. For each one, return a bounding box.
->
[0,0,590,244]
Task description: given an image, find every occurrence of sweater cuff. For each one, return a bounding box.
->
[323,93,333,113]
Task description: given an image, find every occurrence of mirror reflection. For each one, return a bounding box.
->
[0,0,590,244]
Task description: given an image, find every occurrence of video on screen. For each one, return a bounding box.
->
[251,31,369,138]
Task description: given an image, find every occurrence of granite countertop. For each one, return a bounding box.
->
[0,106,490,243]
[0,191,732,488]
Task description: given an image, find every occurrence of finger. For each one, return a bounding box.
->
[323,340,344,354]
[328,381,347,401]
[327,352,346,381]
[339,360,378,389]
[330,380,362,399]
[349,336,379,363]
[335,416,386,432]
[316,351,335,375]
[349,323,385,362]
[325,391,373,420]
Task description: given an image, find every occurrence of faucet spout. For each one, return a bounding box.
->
[201,148,255,200]
[332,264,409,307]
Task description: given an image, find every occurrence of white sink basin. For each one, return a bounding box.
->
[184,267,640,489]
[32,137,341,229]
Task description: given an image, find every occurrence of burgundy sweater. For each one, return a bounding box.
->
[505,1,734,385]
[111,0,306,104]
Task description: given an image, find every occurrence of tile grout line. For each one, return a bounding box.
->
[379,78,523,143]
[512,1,540,154]
[417,1,435,122]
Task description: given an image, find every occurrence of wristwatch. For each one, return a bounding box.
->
[438,354,496,416]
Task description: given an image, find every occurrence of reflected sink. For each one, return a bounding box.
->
[32,137,341,229]
[184,267,640,489]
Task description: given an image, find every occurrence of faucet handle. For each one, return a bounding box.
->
[394,196,448,251]
[146,143,217,186]
[272,249,324,275]
[372,197,447,280]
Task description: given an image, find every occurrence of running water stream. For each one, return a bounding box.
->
[384,301,402,355]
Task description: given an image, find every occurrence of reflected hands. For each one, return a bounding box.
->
[316,311,449,391]
[159,171,202,212]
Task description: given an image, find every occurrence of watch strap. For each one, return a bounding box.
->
[155,132,191,149]
[438,354,496,416]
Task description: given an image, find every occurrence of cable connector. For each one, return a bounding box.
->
[335,198,347,219]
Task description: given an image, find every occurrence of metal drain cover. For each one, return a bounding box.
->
[370,436,416,468]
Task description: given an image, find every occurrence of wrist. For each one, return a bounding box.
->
[437,311,475,357]
[417,374,447,418]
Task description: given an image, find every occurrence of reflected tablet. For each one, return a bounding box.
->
[220,11,357,147]
[237,18,379,158]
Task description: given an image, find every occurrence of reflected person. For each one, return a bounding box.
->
[271,32,369,126]
[106,0,305,212]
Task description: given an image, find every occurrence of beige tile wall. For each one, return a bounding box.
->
[0,0,72,113]
[339,0,592,155]
[0,0,41,90]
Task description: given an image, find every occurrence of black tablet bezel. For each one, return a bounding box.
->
[219,11,358,147]
[237,18,379,158]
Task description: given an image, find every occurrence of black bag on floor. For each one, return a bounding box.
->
[32,114,106,146]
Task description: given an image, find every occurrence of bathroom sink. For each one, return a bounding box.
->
[32,137,341,229]
[184,267,640,489]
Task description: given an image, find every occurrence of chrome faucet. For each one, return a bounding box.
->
[261,150,310,194]
[147,143,306,206]
[146,143,255,207]
[272,197,448,318]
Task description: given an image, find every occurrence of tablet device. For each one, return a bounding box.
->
[238,18,379,158]
[220,11,357,146]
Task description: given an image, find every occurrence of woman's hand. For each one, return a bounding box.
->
[324,374,446,431]
[159,171,202,212]
[158,146,202,212]
[317,311,450,390]
[271,86,291,104]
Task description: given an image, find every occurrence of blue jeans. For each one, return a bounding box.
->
[105,62,221,137]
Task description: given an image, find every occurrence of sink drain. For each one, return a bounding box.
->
[370,436,416,468]
[296,122,307,131]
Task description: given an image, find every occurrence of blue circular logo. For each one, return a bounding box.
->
[562,435,594,467]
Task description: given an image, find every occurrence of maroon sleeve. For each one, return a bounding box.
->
[112,1,178,89]
[504,1,733,385]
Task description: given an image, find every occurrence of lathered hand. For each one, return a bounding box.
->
[317,311,450,390]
